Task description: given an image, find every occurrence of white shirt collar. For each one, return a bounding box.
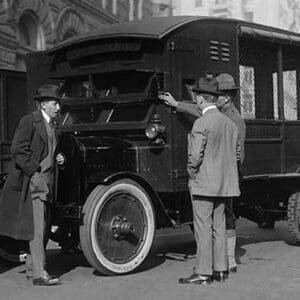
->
[202,105,217,115]
[41,109,51,124]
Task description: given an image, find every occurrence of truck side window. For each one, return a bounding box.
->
[273,70,298,121]
[182,78,196,102]
[239,42,278,120]
[283,71,298,120]
[240,65,255,119]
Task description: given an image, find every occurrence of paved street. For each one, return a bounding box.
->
[1,218,300,300]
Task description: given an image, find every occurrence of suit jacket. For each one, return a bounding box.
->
[187,107,240,197]
[220,104,246,165]
[0,110,54,241]
[177,101,246,164]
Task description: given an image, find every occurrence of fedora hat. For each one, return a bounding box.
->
[191,76,220,96]
[216,73,239,91]
[33,84,61,102]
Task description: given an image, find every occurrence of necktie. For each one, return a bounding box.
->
[48,119,56,152]
[49,118,56,128]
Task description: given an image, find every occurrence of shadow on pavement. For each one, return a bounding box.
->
[235,219,300,264]
[0,258,22,274]
[40,229,195,277]
[6,219,297,278]
[45,249,90,277]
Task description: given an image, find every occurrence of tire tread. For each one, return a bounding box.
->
[287,192,300,244]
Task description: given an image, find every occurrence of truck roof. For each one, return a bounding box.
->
[48,16,300,53]
[50,16,201,51]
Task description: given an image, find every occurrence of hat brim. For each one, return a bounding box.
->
[191,87,220,96]
[219,86,240,91]
[33,95,61,102]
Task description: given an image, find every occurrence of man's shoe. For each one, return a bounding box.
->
[213,271,228,282]
[229,266,237,273]
[179,273,212,284]
[32,275,61,286]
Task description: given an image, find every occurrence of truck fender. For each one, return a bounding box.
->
[101,171,174,228]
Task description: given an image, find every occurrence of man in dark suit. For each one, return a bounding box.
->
[159,73,246,274]
[0,84,64,286]
[172,76,241,284]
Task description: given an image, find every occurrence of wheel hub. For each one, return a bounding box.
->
[111,216,135,239]
[95,191,148,263]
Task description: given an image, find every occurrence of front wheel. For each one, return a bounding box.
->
[287,192,300,244]
[80,179,155,275]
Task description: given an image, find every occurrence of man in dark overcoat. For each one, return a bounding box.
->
[0,84,64,285]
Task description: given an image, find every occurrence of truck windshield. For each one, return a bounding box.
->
[60,70,153,99]
[61,103,150,125]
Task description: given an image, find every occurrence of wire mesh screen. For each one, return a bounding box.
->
[239,40,278,120]
[283,71,297,120]
[239,65,255,119]
[273,71,297,120]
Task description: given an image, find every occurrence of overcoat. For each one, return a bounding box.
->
[0,110,51,241]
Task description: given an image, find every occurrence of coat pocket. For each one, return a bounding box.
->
[8,169,24,191]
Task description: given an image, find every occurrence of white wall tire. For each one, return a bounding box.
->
[287,192,300,244]
[80,179,155,275]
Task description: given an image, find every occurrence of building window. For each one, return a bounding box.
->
[244,12,253,22]
[16,10,45,70]
[62,29,77,41]
[195,0,202,7]
[129,0,134,20]
[113,0,118,15]
[18,11,45,50]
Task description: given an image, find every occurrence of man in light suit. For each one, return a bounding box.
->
[177,76,241,284]
[0,84,64,285]
[159,73,246,273]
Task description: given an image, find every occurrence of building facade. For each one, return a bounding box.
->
[0,0,153,70]
[154,0,300,33]
[152,0,172,16]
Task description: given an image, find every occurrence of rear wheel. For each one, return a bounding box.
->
[80,179,155,275]
[287,192,300,244]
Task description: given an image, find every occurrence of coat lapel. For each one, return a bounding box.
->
[33,110,48,144]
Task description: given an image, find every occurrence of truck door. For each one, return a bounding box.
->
[239,39,283,175]
[167,38,201,192]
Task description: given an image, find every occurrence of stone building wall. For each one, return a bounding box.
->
[0,0,153,70]
[155,0,300,33]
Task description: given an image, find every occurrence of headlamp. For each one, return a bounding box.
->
[145,124,159,139]
[145,114,166,145]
